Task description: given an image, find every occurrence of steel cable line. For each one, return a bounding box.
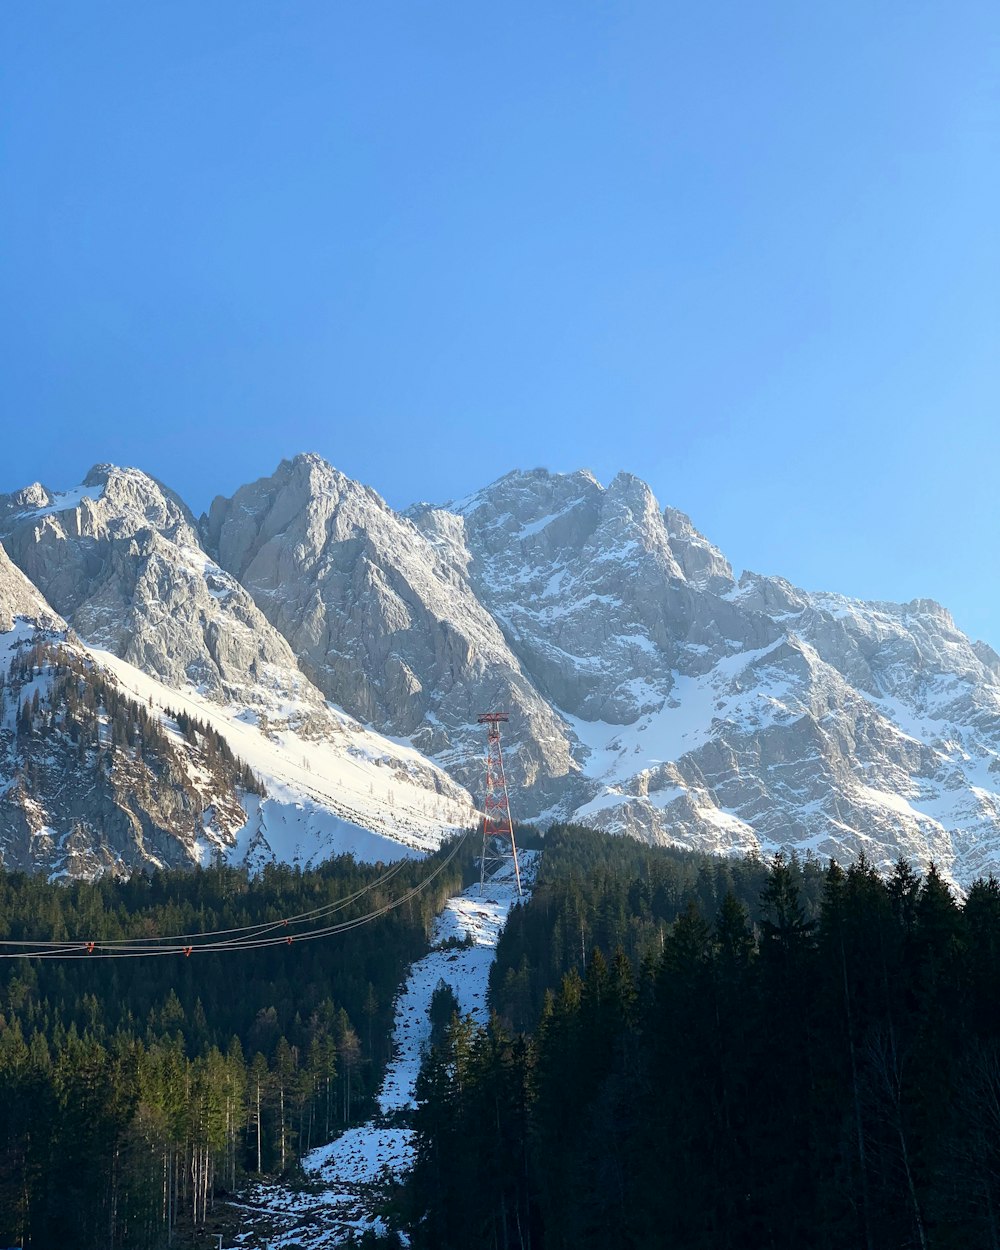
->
[0,864,439,957]
[0,828,475,960]
[0,849,416,950]
[11,833,469,960]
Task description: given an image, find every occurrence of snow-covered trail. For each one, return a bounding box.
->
[231,853,537,1248]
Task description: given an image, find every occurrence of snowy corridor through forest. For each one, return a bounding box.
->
[230,852,537,1248]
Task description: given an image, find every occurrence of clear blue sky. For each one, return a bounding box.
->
[2,2,998,645]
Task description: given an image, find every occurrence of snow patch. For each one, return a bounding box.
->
[237,854,537,1246]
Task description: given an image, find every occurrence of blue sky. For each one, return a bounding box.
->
[2,2,998,644]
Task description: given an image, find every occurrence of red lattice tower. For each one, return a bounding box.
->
[478,713,522,897]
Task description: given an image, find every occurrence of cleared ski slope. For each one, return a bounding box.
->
[232,852,537,1248]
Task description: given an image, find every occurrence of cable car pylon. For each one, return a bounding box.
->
[477,713,522,897]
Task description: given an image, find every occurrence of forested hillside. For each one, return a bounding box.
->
[407,826,1000,1250]
[1,640,264,876]
[0,838,474,1248]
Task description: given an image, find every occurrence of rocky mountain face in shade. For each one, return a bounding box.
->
[0,541,60,634]
[3,454,1000,885]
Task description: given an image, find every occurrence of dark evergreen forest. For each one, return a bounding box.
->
[0,837,475,1248]
[406,825,1000,1250]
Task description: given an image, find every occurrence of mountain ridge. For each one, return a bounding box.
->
[3,454,999,886]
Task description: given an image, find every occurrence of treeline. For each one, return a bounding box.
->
[406,825,1000,1249]
[4,642,173,763]
[168,706,265,796]
[2,641,264,796]
[0,840,474,1248]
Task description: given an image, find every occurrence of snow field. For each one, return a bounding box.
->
[88,647,478,865]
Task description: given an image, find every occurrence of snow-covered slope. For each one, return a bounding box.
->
[93,646,477,866]
[236,854,536,1247]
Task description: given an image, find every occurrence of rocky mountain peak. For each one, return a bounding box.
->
[731,570,808,614]
[206,458,579,803]
[903,597,956,628]
[605,468,658,511]
[8,482,51,511]
[282,451,387,508]
[205,451,399,577]
[437,467,748,722]
[0,465,338,727]
[585,471,682,579]
[1,464,196,559]
[663,505,734,592]
[449,467,603,533]
[82,463,195,532]
[454,468,735,592]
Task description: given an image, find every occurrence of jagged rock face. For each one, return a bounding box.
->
[3,454,1000,887]
[663,506,734,593]
[0,543,62,633]
[409,469,1000,883]
[0,466,330,731]
[556,589,1000,883]
[428,468,776,725]
[203,454,578,803]
[0,727,234,879]
[0,465,479,878]
[202,457,1000,882]
[734,574,997,709]
[569,634,964,871]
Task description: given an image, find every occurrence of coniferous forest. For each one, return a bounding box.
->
[405,825,1000,1250]
[0,839,474,1248]
[6,818,1000,1249]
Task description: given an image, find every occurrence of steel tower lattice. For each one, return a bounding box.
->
[477,713,522,897]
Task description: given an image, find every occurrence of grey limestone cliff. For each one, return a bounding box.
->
[203,454,577,804]
[0,465,332,734]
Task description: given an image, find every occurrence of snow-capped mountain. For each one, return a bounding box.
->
[0,464,332,728]
[0,468,477,878]
[0,540,250,877]
[3,455,999,885]
[420,467,1000,883]
[203,454,576,806]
